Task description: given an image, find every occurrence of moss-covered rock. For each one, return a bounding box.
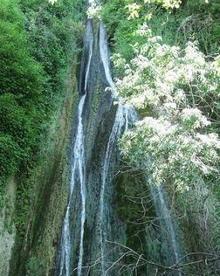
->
[0,177,16,276]
[9,59,79,276]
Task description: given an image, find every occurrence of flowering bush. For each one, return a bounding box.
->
[126,3,142,19]
[48,0,57,4]
[125,0,210,21]
[144,0,182,9]
[115,25,220,192]
[87,2,102,20]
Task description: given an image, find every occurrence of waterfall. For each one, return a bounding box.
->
[57,17,93,276]
[150,184,182,275]
[99,104,136,275]
[75,95,86,276]
[99,22,117,96]
[77,18,93,276]
[98,23,137,274]
[58,94,86,276]
[57,3,182,275]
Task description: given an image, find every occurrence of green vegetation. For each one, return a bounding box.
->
[0,0,84,188]
[102,0,220,58]
[1,0,220,274]
[102,0,220,196]
[0,0,85,274]
[102,0,220,272]
[102,0,220,194]
[0,0,43,185]
[117,35,220,193]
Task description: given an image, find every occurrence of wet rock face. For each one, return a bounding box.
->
[56,20,126,276]
[0,178,16,276]
[7,44,79,276]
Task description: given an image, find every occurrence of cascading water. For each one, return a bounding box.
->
[57,1,182,275]
[58,14,136,275]
[98,22,137,275]
[57,16,93,276]
[150,184,182,275]
[77,17,93,276]
[58,95,86,276]
[75,94,86,276]
[99,22,117,96]
[99,18,182,276]
[99,104,136,275]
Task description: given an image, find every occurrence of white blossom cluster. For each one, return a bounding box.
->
[127,0,208,14]
[143,0,182,9]
[48,0,57,4]
[116,24,220,192]
[87,2,102,20]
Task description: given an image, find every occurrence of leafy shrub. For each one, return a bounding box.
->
[0,134,22,178]
[0,0,43,184]
[0,93,38,151]
[0,0,84,185]
[116,26,220,192]
[0,1,43,101]
[102,0,220,59]
[26,256,46,276]
[101,1,220,193]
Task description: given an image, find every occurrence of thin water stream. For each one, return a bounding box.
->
[99,22,137,274]
[58,15,93,276]
[150,184,182,275]
[58,94,86,276]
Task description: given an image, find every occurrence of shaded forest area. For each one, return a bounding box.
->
[0,0,84,188]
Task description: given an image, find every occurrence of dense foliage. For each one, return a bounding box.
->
[102,0,220,57]
[102,1,220,269]
[0,0,84,186]
[117,34,220,192]
[102,0,220,193]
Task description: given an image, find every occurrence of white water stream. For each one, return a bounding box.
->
[77,17,93,276]
[99,23,117,96]
[150,184,182,275]
[59,94,86,276]
[58,15,93,276]
[99,104,136,275]
[99,22,137,275]
[75,94,86,276]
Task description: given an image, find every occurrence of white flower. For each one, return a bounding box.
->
[133,55,151,70]
[185,42,205,66]
[136,23,150,36]
[163,102,177,110]
[164,70,180,83]
[148,36,162,43]
[174,89,186,102]
[196,133,220,148]
[135,117,177,137]
[181,108,211,128]
[48,0,57,4]
[87,3,102,19]
[127,3,141,19]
